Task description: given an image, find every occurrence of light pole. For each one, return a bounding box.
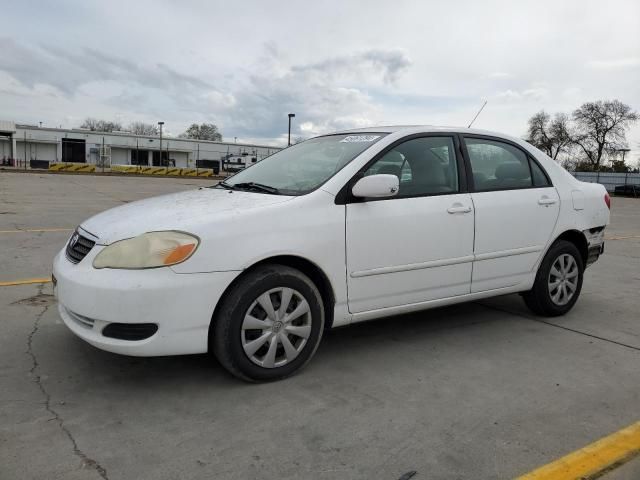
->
[615,148,631,164]
[615,148,632,186]
[158,121,164,166]
[288,113,295,146]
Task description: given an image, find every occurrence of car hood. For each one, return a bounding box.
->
[81,187,294,245]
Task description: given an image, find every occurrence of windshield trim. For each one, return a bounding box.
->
[214,132,388,196]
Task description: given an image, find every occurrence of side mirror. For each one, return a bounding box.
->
[352,174,399,199]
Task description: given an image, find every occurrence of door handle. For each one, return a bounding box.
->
[447,204,472,214]
[538,196,557,206]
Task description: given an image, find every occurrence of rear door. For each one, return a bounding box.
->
[461,135,560,292]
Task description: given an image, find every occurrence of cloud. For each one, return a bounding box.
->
[486,72,513,79]
[494,86,548,101]
[291,49,412,85]
[220,77,382,139]
[587,58,640,69]
[199,48,413,139]
[0,0,638,152]
[0,37,212,96]
[0,38,411,140]
[0,37,238,132]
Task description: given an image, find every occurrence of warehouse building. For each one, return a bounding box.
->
[0,121,280,172]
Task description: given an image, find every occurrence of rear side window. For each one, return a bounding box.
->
[464,138,551,191]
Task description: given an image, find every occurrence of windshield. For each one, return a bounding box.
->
[219,133,387,195]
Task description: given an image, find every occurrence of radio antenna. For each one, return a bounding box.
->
[468,100,488,128]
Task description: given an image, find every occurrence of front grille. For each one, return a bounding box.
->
[66,230,96,264]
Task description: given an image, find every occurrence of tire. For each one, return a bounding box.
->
[211,264,325,382]
[523,240,584,317]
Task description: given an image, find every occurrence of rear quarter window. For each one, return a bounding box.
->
[531,159,551,187]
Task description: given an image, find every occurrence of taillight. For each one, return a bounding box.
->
[604,193,611,210]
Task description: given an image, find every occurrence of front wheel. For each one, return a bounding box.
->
[523,240,584,317]
[211,265,325,382]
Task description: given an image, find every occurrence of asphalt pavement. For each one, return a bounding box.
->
[1,171,638,480]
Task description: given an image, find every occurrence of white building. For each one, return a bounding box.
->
[0,121,280,172]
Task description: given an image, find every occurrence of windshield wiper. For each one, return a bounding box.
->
[217,181,236,190]
[231,182,280,194]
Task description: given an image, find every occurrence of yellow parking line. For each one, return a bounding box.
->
[0,278,52,287]
[516,421,640,480]
[605,234,640,241]
[0,228,73,234]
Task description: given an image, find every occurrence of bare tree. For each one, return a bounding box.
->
[525,111,573,160]
[79,118,123,132]
[179,123,222,141]
[128,122,159,136]
[572,100,638,169]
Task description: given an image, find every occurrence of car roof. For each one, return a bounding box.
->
[332,125,522,142]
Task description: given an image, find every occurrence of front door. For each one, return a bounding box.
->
[345,135,475,314]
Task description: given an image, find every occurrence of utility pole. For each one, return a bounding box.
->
[288,113,295,146]
[102,136,105,173]
[158,121,164,167]
[24,131,27,171]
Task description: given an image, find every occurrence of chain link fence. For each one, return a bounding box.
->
[572,172,640,195]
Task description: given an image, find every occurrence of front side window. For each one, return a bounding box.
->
[220,134,386,195]
[363,136,459,197]
[465,138,534,191]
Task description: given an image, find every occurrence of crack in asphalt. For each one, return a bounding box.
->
[26,285,109,480]
[476,301,640,352]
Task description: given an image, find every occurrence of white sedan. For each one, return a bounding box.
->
[53,126,610,381]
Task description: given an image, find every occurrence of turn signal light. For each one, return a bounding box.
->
[163,243,196,265]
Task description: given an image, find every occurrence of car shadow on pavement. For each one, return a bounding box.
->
[50,297,520,389]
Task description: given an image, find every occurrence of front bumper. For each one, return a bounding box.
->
[53,249,240,356]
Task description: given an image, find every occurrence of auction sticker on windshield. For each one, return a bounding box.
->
[340,135,381,143]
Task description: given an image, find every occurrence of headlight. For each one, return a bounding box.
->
[93,231,199,269]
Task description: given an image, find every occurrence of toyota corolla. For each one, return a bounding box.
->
[53,126,610,381]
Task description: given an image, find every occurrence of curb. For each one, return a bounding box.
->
[0,167,227,180]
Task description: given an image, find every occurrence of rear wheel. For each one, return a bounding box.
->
[523,240,584,317]
[211,264,324,382]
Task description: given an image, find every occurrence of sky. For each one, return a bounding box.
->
[1,0,639,161]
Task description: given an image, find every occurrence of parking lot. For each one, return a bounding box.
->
[1,171,639,479]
